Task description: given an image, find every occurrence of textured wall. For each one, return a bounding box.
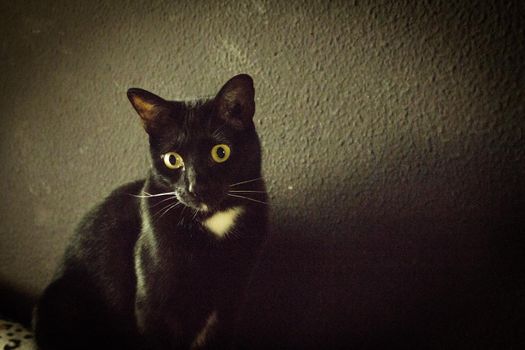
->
[1,0,523,347]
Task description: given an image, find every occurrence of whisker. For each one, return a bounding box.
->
[192,209,199,221]
[229,177,263,187]
[151,201,176,218]
[133,191,177,198]
[156,202,182,220]
[149,196,177,208]
[151,198,180,216]
[227,193,267,205]
[212,124,227,138]
[177,206,188,226]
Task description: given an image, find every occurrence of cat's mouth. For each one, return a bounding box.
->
[175,192,213,212]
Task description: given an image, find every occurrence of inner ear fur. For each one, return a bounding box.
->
[215,74,255,129]
[127,88,170,133]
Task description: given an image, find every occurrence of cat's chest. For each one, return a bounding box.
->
[201,206,244,238]
[145,207,247,281]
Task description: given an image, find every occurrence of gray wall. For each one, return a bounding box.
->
[1,0,523,346]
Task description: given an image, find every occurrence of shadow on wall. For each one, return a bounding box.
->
[237,160,524,349]
[0,285,34,325]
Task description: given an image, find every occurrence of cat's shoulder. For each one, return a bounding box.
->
[104,179,146,205]
[77,179,145,231]
[61,180,146,276]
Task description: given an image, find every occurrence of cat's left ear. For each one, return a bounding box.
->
[215,74,255,130]
[127,88,170,134]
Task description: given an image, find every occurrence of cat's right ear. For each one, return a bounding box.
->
[127,88,170,134]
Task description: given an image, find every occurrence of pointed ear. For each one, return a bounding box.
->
[127,88,170,134]
[215,74,255,130]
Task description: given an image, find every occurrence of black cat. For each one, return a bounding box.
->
[33,74,269,350]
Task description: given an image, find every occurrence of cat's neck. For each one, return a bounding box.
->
[138,177,266,243]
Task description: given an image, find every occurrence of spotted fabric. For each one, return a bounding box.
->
[0,320,36,350]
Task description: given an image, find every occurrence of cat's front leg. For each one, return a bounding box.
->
[191,310,234,350]
[134,293,189,350]
[134,238,188,349]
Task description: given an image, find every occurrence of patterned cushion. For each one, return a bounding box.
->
[0,320,36,350]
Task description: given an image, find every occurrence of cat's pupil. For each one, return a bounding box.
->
[217,147,226,159]
[169,154,177,164]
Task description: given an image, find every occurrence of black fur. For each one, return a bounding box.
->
[34,74,268,350]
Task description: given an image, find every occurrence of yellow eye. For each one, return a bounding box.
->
[162,152,184,169]
[211,144,231,163]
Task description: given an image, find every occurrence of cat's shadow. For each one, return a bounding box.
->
[236,195,522,350]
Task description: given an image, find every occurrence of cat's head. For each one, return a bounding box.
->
[127,74,263,212]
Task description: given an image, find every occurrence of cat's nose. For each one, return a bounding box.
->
[188,183,208,201]
[185,166,208,200]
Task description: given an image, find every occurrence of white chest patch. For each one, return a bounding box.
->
[203,206,244,238]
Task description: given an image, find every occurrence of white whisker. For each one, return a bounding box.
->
[192,209,199,221]
[149,196,177,208]
[156,202,182,220]
[227,193,267,205]
[151,201,174,218]
[153,203,173,217]
[177,206,187,226]
[229,177,263,187]
[133,191,177,198]
[212,124,227,138]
